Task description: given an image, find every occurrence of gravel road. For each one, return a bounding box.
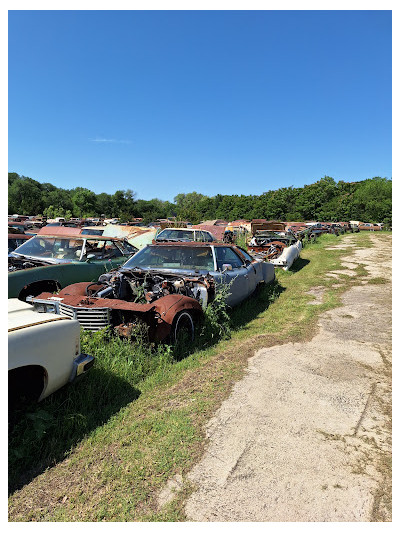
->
[184,234,392,522]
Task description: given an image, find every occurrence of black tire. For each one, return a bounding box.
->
[172,311,195,344]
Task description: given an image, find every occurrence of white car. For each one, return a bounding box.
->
[8,299,94,403]
[155,227,216,242]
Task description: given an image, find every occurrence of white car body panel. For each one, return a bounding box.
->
[269,240,302,271]
[8,299,90,400]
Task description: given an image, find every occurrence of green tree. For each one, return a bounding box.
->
[71,187,97,217]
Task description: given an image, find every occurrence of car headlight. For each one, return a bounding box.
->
[34,302,57,313]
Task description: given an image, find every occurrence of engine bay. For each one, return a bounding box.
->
[86,269,215,309]
[8,256,52,272]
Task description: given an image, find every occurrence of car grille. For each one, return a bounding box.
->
[59,303,111,331]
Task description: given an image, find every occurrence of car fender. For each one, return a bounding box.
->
[152,294,203,341]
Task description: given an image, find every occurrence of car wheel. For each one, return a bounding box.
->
[172,311,195,344]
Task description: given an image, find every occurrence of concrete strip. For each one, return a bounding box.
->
[184,234,391,521]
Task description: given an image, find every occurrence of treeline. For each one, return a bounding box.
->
[8,173,392,225]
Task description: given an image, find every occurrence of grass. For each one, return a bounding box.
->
[368,277,389,285]
[8,231,390,521]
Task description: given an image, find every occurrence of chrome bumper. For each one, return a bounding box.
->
[69,353,95,382]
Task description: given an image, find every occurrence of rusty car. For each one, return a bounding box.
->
[248,221,302,270]
[8,233,32,254]
[358,223,383,231]
[29,242,275,343]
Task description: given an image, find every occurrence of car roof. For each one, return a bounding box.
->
[31,234,125,243]
[150,241,237,248]
[8,233,31,239]
[159,227,196,231]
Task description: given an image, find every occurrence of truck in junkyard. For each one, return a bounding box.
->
[248,221,302,271]
[8,234,138,300]
[8,298,94,404]
[29,242,275,343]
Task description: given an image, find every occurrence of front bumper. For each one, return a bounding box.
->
[69,353,95,382]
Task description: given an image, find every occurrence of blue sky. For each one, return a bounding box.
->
[8,10,392,202]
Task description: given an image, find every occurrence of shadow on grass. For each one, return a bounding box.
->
[230,280,285,331]
[9,368,140,494]
[9,280,285,493]
[290,257,310,273]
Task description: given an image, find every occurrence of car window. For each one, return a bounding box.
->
[214,247,244,271]
[12,236,85,259]
[124,245,214,271]
[156,229,194,241]
[203,232,214,242]
[84,240,123,260]
[81,228,103,236]
[236,247,254,263]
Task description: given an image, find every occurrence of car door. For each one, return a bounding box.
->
[235,247,260,296]
[212,246,252,307]
[83,239,128,279]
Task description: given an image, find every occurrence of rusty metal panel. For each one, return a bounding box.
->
[38,226,81,236]
[251,220,286,235]
[191,224,226,241]
[102,224,156,248]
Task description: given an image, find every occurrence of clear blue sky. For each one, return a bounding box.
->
[8,10,392,202]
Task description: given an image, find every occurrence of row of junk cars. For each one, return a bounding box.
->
[8,216,384,405]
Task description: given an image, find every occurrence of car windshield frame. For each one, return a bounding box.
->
[123,244,217,272]
[155,229,196,242]
[11,236,133,262]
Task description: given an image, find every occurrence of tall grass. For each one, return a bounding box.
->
[8,283,235,492]
[8,233,331,493]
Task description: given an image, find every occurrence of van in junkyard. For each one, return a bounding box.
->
[29,242,275,343]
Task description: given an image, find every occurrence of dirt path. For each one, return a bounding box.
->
[184,234,392,521]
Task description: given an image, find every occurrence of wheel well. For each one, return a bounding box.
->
[8,365,47,404]
[172,309,196,341]
[18,279,62,302]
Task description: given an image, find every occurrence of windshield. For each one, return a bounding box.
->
[124,245,215,271]
[81,228,103,236]
[156,229,195,241]
[12,236,86,260]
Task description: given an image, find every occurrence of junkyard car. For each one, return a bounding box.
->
[8,234,138,300]
[30,242,275,342]
[358,223,382,231]
[8,298,94,403]
[248,221,302,270]
[155,228,216,243]
[8,233,32,254]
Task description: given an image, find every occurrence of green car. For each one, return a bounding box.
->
[8,234,138,300]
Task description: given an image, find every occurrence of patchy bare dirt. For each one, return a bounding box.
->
[183,234,391,522]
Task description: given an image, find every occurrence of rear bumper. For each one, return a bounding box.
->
[69,353,95,382]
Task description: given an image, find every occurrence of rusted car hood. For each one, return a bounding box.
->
[251,221,286,234]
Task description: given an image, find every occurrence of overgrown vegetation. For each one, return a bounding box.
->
[8,172,392,225]
[8,233,391,521]
[8,280,246,492]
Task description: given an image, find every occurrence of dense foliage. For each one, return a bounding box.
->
[8,172,392,224]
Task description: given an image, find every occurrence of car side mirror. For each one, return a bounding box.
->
[222,263,233,272]
[86,254,95,262]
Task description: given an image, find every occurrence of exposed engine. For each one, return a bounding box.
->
[86,269,214,309]
[8,256,51,272]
